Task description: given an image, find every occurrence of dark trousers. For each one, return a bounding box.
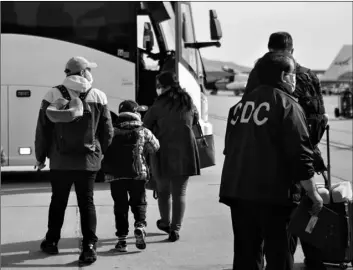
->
[110,180,147,237]
[156,176,189,232]
[46,170,98,245]
[230,200,293,270]
[300,240,326,269]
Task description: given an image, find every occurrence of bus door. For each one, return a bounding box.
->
[136,2,177,108]
[1,86,9,166]
[136,5,161,107]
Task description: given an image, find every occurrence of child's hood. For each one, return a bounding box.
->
[114,112,143,133]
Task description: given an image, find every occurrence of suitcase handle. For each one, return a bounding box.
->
[345,208,351,248]
[325,124,331,189]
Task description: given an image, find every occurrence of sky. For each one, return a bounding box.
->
[191,1,353,70]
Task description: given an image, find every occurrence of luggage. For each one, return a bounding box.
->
[289,125,353,269]
[320,125,353,269]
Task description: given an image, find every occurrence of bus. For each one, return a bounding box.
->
[1,1,222,171]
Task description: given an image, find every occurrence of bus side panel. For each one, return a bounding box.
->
[1,35,136,117]
[1,85,9,166]
[8,86,48,166]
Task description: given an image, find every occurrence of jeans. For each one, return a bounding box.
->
[110,180,147,237]
[156,176,189,232]
[45,170,98,245]
[230,200,293,270]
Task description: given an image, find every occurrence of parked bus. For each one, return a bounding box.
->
[1,1,222,171]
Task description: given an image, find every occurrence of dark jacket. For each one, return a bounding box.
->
[35,76,114,171]
[220,83,315,206]
[102,112,160,181]
[143,91,201,179]
[245,56,326,146]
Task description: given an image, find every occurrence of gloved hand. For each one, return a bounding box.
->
[34,160,46,170]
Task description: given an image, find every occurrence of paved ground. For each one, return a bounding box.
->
[1,94,352,269]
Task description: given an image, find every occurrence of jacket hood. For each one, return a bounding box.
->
[62,75,92,93]
[115,112,143,131]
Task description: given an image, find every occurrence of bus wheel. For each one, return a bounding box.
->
[334,108,340,118]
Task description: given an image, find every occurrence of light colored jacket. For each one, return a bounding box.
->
[35,75,114,171]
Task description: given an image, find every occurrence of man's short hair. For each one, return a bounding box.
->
[257,51,295,85]
[268,32,293,51]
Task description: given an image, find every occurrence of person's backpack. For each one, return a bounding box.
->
[294,65,326,146]
[51,85,95,155]
[102,126,145,179]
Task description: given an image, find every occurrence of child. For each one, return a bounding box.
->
[102,100,159,252]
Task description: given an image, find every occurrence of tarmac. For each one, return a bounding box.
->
[1,94,352,270]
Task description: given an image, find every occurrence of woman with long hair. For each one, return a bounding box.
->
[143,71,200,241]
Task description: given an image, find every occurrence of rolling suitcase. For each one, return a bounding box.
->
[321,125,353,269]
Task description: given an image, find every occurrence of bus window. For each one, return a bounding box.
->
[180,3,198,75]
[1,1,138,63]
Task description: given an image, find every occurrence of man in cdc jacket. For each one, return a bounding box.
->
[244,32,329,270]
[220,51,323,270]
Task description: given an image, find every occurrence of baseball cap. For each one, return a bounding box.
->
[65,56,98,74]
[119,100,148,113]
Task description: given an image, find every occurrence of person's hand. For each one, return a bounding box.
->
[307,190,324,216]
[34,160,46,170]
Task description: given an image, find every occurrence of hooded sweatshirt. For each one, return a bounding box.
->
[35,75,114,171]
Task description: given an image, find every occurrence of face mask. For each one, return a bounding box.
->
[284,72,296,93]
[156,87,163,96]
[84,69,93,84]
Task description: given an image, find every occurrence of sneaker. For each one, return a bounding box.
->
[79,243,97,264]
[134,227,146,250]
[168,231,180,242]
[156,219,170,234]
[115,241,128,252]
[40,239,59,255]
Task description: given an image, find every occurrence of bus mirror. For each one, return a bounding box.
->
[182,14,189,42]
[143,22,154,52]
[209,10,222,40]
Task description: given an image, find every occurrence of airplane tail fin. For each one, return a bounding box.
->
[321,45,352,82]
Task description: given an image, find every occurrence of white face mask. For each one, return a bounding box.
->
[283,72,296,93]
[156,87,163,96]
[84,69,93,84]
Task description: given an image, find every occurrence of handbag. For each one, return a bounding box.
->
[194,121,216,169]
[145,154,158,199]
[145,176,158,199]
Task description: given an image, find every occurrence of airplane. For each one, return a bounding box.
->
[320,44,352,95]
[205,65,249,96]
[334,56,352,67]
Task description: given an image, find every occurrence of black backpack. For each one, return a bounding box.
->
[53,85,95,155]
[294,65,326,146]
[102,126,144,179]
